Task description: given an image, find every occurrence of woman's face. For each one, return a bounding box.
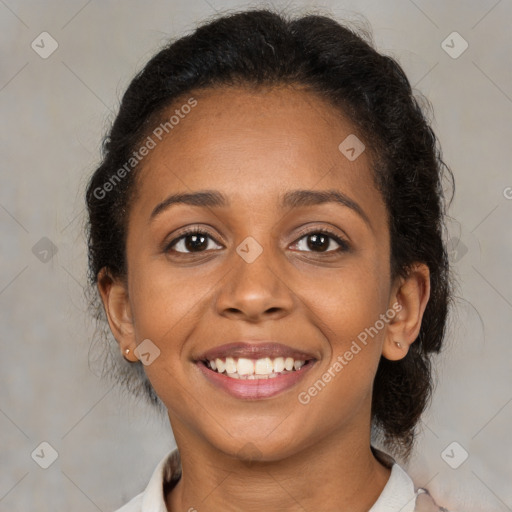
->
[115,85,404,460]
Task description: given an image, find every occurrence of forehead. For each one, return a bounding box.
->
[130,85,385,223]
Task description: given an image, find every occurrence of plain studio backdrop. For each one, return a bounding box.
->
[1,1,511,511]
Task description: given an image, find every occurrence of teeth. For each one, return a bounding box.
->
[215,358,225,373]
[237,358,254,376]
[225,357,237,374]
[207,356,307,377]
[254,357,273,375]
[273,357,285,373]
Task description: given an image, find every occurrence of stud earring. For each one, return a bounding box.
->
[123,348,134,363]
[395,341,402,349]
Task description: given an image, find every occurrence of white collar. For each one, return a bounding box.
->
[140,449,180,512]
[118,448,421,512]
[368,463,417,512]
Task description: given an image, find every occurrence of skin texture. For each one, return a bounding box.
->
[98,84,430,511]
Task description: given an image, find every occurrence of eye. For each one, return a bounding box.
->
[165,227,350,256]
[166,227,223,254]
[290,229,349,253]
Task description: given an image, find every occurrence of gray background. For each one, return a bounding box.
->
[1,0,511,511]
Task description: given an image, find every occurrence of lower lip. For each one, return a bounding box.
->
[196,361,316,400]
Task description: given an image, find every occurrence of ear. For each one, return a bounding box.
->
[382,263,430,361]
[96,267,138,362]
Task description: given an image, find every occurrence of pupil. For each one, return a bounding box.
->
[186,234,207,251]
[308,233,328,252]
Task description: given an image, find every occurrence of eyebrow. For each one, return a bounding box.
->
[149,189,372,228]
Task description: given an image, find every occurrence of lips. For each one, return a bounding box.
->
[195,341,318,400]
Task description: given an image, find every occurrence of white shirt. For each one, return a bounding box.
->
[113,448,445,512]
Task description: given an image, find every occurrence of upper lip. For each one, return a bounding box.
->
[196,342,318,362]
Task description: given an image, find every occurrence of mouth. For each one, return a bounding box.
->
[201,356,312,379]
[195,342,318,399]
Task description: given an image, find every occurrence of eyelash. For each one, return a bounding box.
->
[165,226,350,255]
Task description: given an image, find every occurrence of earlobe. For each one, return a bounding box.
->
[383,340,405,362]
[96,268,138,362]
[382,263,430,361]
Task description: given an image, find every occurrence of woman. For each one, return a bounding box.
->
[85,8,454,511]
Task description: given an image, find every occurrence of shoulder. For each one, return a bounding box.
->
[371,446,450,512]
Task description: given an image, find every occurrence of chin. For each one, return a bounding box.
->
[206,428,310,464]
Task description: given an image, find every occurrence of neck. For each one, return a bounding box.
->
[165,421,391,512]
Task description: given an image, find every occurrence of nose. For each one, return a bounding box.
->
[215,245,295,322]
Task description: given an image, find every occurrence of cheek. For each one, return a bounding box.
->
[127,263,204,415]
[121,248,211,424]
[127,258,210,361]
[305,260,389,394]
[313,262,389,339]
[296,269,387,423]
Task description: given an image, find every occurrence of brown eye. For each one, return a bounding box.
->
[167,229,222,254]
[291,230,349,253]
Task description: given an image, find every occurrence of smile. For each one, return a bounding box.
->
[195,343,318,399]
[204,356,307,379]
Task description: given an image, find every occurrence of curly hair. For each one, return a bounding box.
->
[84,7,455,461]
